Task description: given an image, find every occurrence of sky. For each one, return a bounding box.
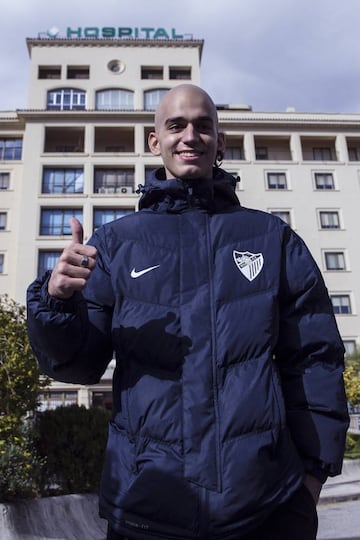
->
[1,0,360,113]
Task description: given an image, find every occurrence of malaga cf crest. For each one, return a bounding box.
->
[233,250,264,282]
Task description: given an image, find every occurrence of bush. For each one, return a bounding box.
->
[0,294,49,501]
[35,405,111,495]
[0,426,45,501]
[345,432,360,459]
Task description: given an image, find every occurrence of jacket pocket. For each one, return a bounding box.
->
[128,437,200,533]
[101,422,136,505]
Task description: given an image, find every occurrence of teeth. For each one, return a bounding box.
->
[179,151,199,157]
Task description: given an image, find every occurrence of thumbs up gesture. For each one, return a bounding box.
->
[48,218,97,300]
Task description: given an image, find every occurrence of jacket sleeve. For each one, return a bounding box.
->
[26,229,114,384]
[274,224,349,482]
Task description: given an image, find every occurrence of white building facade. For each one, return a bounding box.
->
[0,32,359,408]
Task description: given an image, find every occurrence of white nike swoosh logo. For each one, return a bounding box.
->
[130,265,160,278]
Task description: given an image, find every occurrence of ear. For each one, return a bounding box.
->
[148,131,161,156]
[217,132,226,154]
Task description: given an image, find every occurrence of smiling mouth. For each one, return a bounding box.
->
[176,150,202,158]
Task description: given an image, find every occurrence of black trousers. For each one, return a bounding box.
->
[106,484,318,540]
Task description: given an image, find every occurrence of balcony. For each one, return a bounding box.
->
[44,127,84,153]
[346,137,360,161]
[254,136,292,161]
[301,137,337,161]
[94,127,134,153]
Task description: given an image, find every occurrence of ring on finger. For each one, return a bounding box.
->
[80,255,89,268]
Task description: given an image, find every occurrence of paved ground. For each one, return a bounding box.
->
[0,494,107,540]
[1,460,359,540]
[318,500,360,539]
[319,459,360,504]
[317,461,360,540]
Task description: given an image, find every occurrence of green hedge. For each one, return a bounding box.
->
[35,405,111,495]
[345,432,360,459]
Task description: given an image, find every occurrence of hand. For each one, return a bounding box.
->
[303,474,322,504]
[48,218,97,300]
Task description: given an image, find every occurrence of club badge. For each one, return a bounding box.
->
[233,250,264,282]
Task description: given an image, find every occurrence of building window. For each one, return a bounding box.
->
[92,391,113,410]
[96,89,134,110]
[330,294,352,315]
[313,147,332,160]
[0,253,4,273]
[38,66,61,79]
[38,251,62,276]
[47,88,86,110]
[42,168,84,194]
[0,172,10,189]
[67,65,90,79]
[348,147,359,161]
[343,340,357,355]
[0,212,7,230]
[224,146,244,160]
[314,172,335,190]
[270,210,291,226]
[255,146,268,160]
[319,211,340,229]
[223,136,244,160]
[267,172,287,189]
[141,66,163,79]
[169,66,191,79]
[325,251,346,270]
[93,208,133,230]
[0,138,22,160]
[144,89,169,110]
[94,168,134,193]
[39,391,78,411]
[40,208,83,235]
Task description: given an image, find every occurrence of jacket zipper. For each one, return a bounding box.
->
[185,184,194,208]
[205,214,222,493]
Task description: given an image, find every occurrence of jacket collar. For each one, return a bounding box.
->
[138,167,241,214]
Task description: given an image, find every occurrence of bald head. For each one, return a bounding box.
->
[154,84,219,132]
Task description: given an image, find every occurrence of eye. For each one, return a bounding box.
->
[196,120,213,132]
[167,122,183,132]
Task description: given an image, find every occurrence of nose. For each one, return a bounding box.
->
[182,123,199,143]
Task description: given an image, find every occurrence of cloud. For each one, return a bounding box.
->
[1,0,360,112]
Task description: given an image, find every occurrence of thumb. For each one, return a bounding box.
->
[70,217,84,245]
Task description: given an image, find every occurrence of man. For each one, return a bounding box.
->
[27,84,349,540]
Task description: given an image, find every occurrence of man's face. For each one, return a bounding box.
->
[148,86,225,180]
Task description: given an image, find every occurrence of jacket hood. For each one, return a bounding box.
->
[137,167,241,214]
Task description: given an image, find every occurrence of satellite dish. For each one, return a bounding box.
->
[47,27,60,38]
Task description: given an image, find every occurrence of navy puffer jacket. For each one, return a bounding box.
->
[27,168,349,539]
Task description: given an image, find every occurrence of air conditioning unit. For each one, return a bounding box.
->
[116,186,133,195]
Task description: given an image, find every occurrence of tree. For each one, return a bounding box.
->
[344,349,360,410]
[0,294,49,499]
[0,294,48,436]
